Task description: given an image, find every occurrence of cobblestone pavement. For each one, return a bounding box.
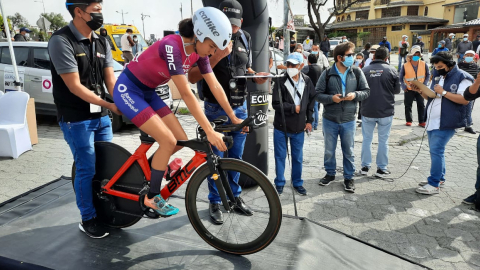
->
[1,94,480,270]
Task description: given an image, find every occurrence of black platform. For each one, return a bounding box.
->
[0,178,429,270]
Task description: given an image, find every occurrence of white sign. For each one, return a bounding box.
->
[4,67,25,91]
[42,76,52,93]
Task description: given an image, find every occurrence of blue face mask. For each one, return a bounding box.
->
[465,57,474,63]
[342,55,354,67]
[311,51,319,55]
[464,38,468,41]
[412,56,421,61]
[438,44,442,48]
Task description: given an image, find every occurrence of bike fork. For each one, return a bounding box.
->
[207,153,234,212]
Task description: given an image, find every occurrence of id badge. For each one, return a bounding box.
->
[90,103,102,113]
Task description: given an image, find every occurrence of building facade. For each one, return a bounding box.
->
[327,0,480,52]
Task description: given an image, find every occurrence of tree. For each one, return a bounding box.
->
[40,12,68,32]
[306,0,359,41]
[0,14,13,38]
[7,13,28,30]
[357,31,371,45]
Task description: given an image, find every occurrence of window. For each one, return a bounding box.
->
[347,15,351,21]
[33,48,50,70]
[337,17,341,22]
[392,25,402,31]
[342,16,345,21]
[381,7,401,18]
[454,2,480,23]
[410,25,426,30]
[407,6,419,16]
[356,10,369,20]
[1,47,29,66]
[424,6,428,16]
[363,27,387,45]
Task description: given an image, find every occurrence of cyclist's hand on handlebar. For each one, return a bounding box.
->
[107,103,123,115]
[231,116,249,134]
[207,131,228,152]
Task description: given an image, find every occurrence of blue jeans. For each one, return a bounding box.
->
[458,54,465,63]
[204,101,247,204]
[361,116,393,170]
[476,135,480,190]
[323,51,329,58]
[427,129,455,187]
[312,101,319,129]
[398,54,407,72]
[273,128,305,187]
[466,102,473,126]
[323,118,356,179]
[59,115,113,221]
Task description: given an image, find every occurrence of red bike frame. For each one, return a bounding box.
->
[102,142,207,202]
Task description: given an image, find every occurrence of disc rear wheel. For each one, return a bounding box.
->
[71,141,145,228]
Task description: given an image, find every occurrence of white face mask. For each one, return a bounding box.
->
[25,33,30,38]
[369,53,374,59]
[287,68,299,78]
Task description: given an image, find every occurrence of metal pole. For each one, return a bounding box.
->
[191,0,193,17]
[0,0,21,91]
[180,3,183,20]
[284,0,290,61]
[141,13,149,39]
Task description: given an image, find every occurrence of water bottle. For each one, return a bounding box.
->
[164,158,183,179]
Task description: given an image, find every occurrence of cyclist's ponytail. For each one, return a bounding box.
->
[178,18,194,39]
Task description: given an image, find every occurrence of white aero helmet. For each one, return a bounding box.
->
[193,7,232,50]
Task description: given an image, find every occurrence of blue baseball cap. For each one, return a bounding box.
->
[20,27,31,33]
[286,52,303,65]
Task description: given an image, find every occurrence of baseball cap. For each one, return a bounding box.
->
[410,46,421,54]
[219,0,243,27]
[449,33,455,36]
[370,45,380,51]
[286,52,303,65]
[464,33,469,37]
[418,36,422,39]
[20,27,31,33]
[465,50,475,55]
[438,40,445,44]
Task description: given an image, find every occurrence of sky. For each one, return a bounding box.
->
[1,0,332,39]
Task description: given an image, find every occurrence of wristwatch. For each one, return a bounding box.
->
[441,90,447,97]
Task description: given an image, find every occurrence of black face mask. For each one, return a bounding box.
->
[82,11,103,31]
[437,68,448,76]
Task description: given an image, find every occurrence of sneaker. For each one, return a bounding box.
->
[419,180,445,188]
[319,175,335,186]
[462,193,477,205]
[358,166,369,175]
[275,185,284,195]
[416,184,439,195]
[144,195,179,217]
[79,217,109,239]
[358,122,362,127]
[293,186,307,196]
[418,122,426,127]
[406,122,412,126]
[375,168,391,178]
[344,179,355,193]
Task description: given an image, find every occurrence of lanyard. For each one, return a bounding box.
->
[335,64,347,95]
[286,75,302,101]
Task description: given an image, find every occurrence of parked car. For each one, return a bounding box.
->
[329,39,340,56]
[0,42,172,132]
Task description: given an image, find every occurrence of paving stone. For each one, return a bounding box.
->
[406,233,439,249]
[397,243,430,259]
[429,247,465,263]
[460,251,480,267]
[445,228,477,242]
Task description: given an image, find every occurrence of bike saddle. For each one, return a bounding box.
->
[139,130,156,143]
[212,115,229,126]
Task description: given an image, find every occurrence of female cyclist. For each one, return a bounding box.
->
[113,7,242,217]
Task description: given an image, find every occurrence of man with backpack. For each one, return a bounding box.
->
[398,35,410,72]
[316,42,370,193]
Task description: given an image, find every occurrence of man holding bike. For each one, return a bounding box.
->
[48,0,121,238]
[188,0,269,225]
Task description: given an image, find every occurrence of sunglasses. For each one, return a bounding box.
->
[344,53,354,57]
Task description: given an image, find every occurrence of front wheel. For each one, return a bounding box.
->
[185,158,282,255]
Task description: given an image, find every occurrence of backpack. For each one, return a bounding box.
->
[400,42,408,56]
[324,66,362,92]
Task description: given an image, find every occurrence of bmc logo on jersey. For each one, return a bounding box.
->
[165,45,176,70]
